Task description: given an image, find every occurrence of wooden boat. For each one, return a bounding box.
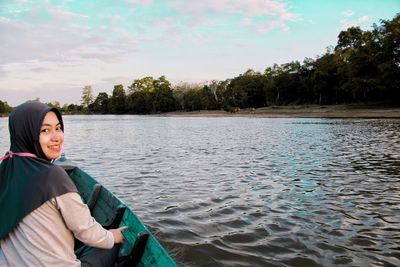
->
[56,155,177,267]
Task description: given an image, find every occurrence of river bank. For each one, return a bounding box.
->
[159,104,400,118]
[2,104,400,118]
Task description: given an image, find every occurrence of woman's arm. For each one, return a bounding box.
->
[55,192,125,249]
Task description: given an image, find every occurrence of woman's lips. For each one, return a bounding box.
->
[49,145,61,152]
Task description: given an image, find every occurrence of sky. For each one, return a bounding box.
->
[0,0,399,106]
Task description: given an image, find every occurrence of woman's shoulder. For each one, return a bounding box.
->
[48,163,70,176]
[42,163,77,191]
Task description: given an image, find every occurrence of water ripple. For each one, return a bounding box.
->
[1,116,400,267]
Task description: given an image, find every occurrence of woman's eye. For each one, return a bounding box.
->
[41,128,49,133]
[56,126,62,131]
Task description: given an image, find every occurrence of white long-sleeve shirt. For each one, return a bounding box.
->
[0,192,114,267]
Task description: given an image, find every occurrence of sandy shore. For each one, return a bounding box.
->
[159,105,400,118]
[2,105,399,118]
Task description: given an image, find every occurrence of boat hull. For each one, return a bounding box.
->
[65,166,176,267]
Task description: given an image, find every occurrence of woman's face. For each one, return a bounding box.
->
[39,111,64,160]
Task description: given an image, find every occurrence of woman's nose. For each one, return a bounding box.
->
[50,130,61,141]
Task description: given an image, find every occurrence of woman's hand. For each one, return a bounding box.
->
[110,226,128,244]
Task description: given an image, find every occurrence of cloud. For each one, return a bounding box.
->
[0,66,5,78]
[167,0,296,32]
[47,6,88,20]
[340,10,370,29]
[124,0,153,6]
[342,10,355,18]
[169,0,288,16]
[30,67,51,73]
[0,5,139,66]
[240,18,253,26]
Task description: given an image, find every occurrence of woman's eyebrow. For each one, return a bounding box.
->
[41,123,61,127]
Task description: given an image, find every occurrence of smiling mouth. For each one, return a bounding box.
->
[49,145,61,152]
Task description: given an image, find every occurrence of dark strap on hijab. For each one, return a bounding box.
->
[0,101,77,240]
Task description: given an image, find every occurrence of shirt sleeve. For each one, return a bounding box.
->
[55,192,114,249]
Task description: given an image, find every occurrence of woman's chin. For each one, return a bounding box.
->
[45,151,61,160]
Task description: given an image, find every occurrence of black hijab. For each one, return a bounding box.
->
[0,101,77,240]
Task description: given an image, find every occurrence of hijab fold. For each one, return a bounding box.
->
[0,101,77,240]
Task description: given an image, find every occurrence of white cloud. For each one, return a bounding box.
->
[340,10,370,29]
[342,10,355,18]
[241,18,253,26]
[124,0,153,6]
[0,66,5,78]
[0,5,139,66]
[358,15,369,24]
[47,6,88,20]
[255,19,289,32]
[167,0,296,32]
[150,16,178,31]
[169,0,288,16]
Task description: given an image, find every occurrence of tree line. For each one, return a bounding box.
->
[1,14,399,115]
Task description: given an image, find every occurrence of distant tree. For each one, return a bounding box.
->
[126,77,153,113]
[66,104,83,113]
[198,85,219,110]
[182,88,203,111]
[223,68,270,108]
[173,82,204,111]
[128,76,155,94]
[335,27,378,102]
[153,76,176,112]
[214,80,230,108]
[127,90,153,114]
[172,83,186,110]
[375,14,400,104]
[93,92,109,113]
[60,104,69,112]
[309,53,339,104]
[46,101,61,108]
[110,84,126,114]
[0,100,12,113]
[126,76,176,113]
[81,85,94,108]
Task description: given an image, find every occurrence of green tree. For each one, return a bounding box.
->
[66,104,83,113]
[153,76,176,112]
[127,90,153,113]
[173,82,218,111]
[0,100,12,114]
[128,76,155,94]
[375,14,400,104]
[335,27,376,102]
[182,89,203,111]
[224,69,266,108]
[127,76,176,113]
[198,84,219,110]
[310,53,340,104]
[110,84,126,114]
[81,85,94,108]
[93,92,109,113]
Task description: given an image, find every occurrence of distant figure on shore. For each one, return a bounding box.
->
[230,107,240,113]
[250,107,255,114]
[0,101,126,267]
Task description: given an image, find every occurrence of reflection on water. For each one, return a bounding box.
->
[1,116,399,267]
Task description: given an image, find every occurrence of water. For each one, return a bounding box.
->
[1,116,399,267]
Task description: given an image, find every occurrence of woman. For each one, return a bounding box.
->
[0,101,126,266]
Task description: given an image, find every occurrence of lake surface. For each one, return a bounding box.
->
[1,116,399,267]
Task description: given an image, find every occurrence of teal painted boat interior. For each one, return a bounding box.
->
[65,166,176,267]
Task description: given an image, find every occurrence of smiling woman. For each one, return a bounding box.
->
[0,101,126,267]
[39,111,64,160]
